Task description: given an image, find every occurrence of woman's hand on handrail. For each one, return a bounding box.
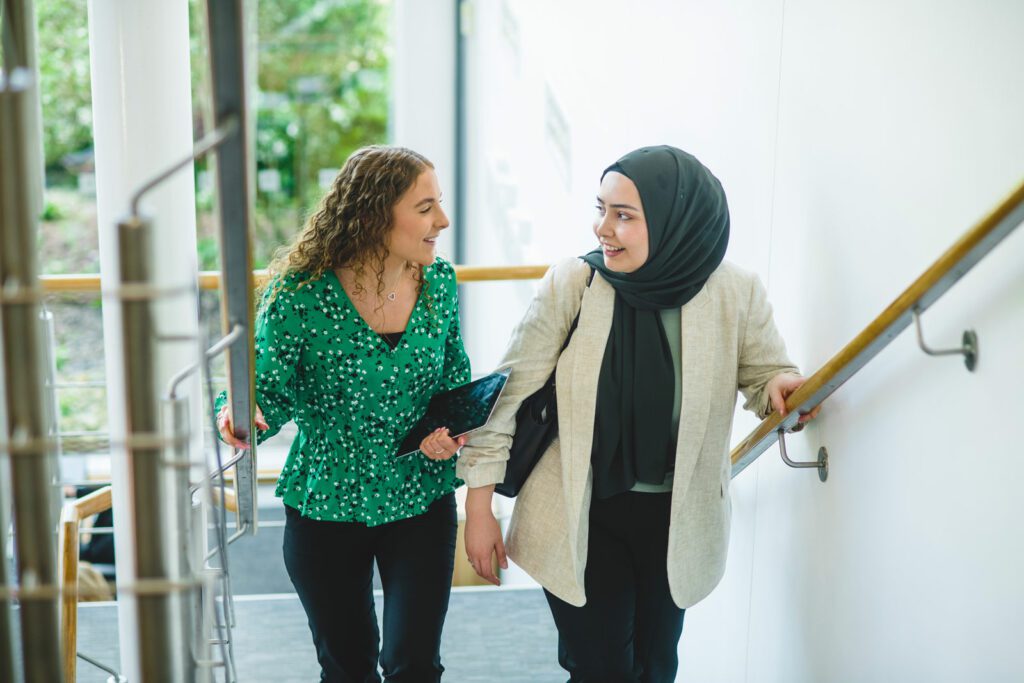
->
[216,404,269,450]
[766,372,822,425]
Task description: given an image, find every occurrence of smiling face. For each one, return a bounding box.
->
[593,171,649,273]
[386,169,449,268]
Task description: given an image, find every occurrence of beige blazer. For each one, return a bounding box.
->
[457,257,797,608]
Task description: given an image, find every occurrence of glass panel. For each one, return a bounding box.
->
[33,1,105,487]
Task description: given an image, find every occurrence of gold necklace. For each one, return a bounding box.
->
[342,266,406,305]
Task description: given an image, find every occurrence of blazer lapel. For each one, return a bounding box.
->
[558,272,613,532]
[673,284,713,497]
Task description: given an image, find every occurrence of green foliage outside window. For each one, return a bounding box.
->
[33,0,93,178]
[194,0,392,269]
[29,0,391,271]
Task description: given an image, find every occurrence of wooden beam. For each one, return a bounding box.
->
[58,511,79,683]
[71,485,112,520]
[211,486,238,513]
[58,485,112,682]
[44,265,553,293]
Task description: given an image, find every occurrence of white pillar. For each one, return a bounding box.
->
[86,1,201,678]
[392,0,457,251]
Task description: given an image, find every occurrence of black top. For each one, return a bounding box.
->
[381,331,404,349]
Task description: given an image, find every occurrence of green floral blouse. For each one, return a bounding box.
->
[215,258,471,526]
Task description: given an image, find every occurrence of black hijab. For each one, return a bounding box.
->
[581,145,730,498]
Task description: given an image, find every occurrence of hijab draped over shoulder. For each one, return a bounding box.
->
[582,145,730,498]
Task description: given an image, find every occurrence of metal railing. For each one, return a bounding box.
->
[6,3,255,680]
[4,0,253,680]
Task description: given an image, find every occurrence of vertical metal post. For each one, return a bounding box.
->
[191,500,213,683]
[0,343,13,683]
[119,216,177,682]
[1,0,45,216]
[205,0,258,537]
[0,68,63,682]
[163,396,199,683]
[40,309,65,523]
[454,0,469,266]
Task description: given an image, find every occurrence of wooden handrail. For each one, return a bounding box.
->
[212,486,238,513]
[69,486,114,520]
[59,485,112,683]
[730,177,1024,475]
[41,265,552,294]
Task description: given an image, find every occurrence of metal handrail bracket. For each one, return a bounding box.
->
[912,307,978,371]
[777,428,828,482]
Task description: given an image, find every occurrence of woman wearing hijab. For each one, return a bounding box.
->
[459,145,819,682]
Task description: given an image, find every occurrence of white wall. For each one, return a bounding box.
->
[462,1,1024,680]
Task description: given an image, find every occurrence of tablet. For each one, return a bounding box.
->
[394,367,511,458]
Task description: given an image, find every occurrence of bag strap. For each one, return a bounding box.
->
[559,265,595,353]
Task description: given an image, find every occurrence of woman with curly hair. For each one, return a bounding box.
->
[216,145,469,682]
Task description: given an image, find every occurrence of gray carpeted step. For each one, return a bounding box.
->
[68,586,563,682]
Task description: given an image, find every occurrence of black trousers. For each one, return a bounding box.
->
[544,491,685,683]
[283,493,458,683]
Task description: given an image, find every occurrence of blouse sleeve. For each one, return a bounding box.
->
[439,282,472,392]
[213,282,306,445]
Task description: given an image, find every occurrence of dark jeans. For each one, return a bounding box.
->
[544,491,685,683]
[283,493,458,683]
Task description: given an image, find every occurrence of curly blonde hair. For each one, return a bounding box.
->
[264,145,434,305]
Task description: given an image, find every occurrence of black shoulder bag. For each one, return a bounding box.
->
[495,267,594,497]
